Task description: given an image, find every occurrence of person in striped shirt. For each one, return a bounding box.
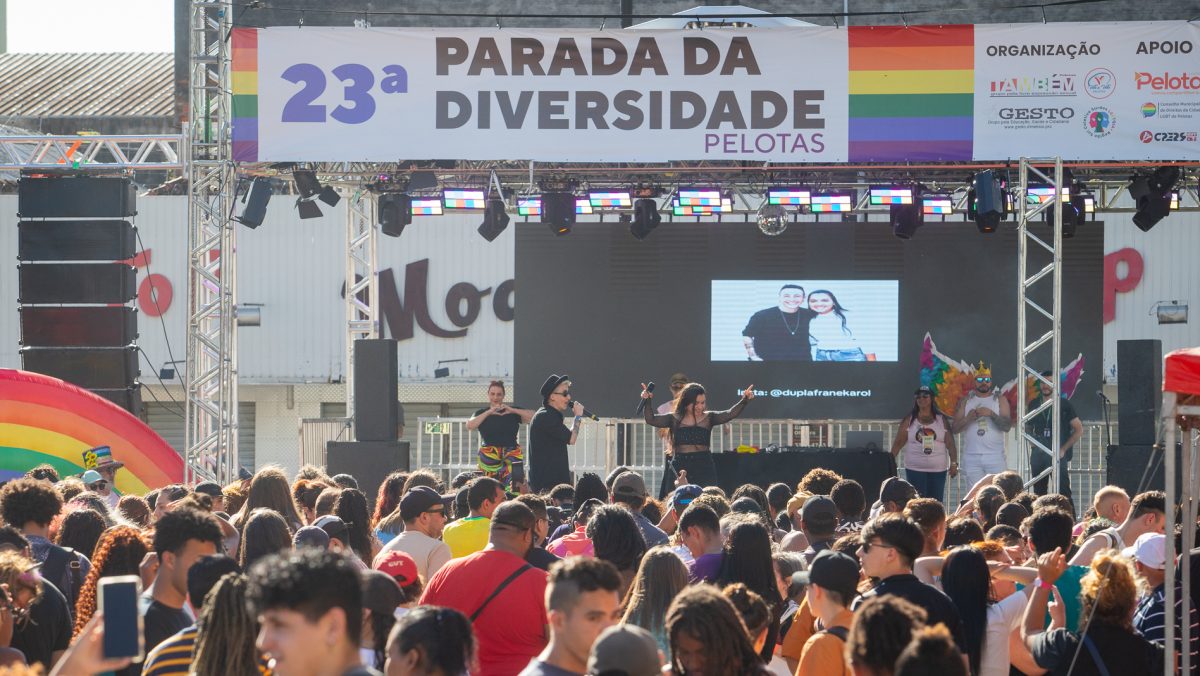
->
[1128,532,1200,671]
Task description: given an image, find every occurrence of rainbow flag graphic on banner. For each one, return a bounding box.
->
[848,25,974,162]
[232,28,258,162]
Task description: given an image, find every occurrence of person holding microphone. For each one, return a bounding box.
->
[528,374,585,492]
[640,381,754,489]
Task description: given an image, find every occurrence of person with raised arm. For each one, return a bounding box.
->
[640,381,753,489]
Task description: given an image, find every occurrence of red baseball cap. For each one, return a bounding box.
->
[374,550,419,587]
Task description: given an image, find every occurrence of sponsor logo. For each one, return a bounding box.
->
[997,107,1075,120]
[1136,41,1193,55]
[1083,107,1115,137]
[1135,71,1200,93]
[1084,68,1116,99]
[989,74,1076,97]
[1142,102,1158,117]
[1139,130,1198,143]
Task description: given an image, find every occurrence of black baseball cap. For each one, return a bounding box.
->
[792,550,860,601]
[312,515,349,542]
[880,477,917,504]
[194,481,223,498]
[801,495,838,522]
[399,486,448,521]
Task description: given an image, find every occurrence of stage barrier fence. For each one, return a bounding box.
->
[376,417,1117,509]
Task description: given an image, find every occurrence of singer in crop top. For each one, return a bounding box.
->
[641,381,754,489]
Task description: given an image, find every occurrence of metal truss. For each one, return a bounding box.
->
[1016,157,1064,494]
[184,0,238,484]
[0,134,183,171]
[344,189,379,423]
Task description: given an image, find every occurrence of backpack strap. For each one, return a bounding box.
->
[1082,633,1112,676]
[470,564,533,622]
[823,626,850,642]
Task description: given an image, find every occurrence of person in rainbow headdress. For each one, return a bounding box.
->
[80,446,124,509]
[950,362,1012,487]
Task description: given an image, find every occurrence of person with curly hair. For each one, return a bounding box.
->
[894,625,968,676]
[798,468,844,497]
[1022,547,1165,674]
[846,595,927,676]
[666,584,770,675]
[116,495,152,528]
[723,583,792,675]
[386,606,476,676]
[72,526,150,638]
[142,508,223,656]
[0,478,92,622]
[53,508,105,561]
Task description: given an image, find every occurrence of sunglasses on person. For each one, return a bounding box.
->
[87,481,108,490]
[976,377,992,383]
[858,540,895,554]
[425,507,446,516]
[552,389,570,398]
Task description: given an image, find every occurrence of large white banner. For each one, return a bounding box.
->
[973,22,1200,160]
[239,27,849,162]
[234,22,1200,163]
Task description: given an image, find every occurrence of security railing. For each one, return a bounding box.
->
[411,416,1115,509]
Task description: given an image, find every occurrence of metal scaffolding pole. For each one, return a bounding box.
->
[344,189,380,427]
[1016,157,1063,494]
[184,0,238,483]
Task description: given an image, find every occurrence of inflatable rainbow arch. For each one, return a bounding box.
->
[0,369,183,494]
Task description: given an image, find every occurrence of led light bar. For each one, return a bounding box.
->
[869,186,915,205]
[671,198,733,216]
[1170,190,1180,210]
[677,188,724,207]
[411,198,443,216]
[1025,186,1071,204]
[517,198,541,216]
[442,189,486,209]
[575,198,594,215]
[588,190,632,208]
[810,193,853,213]
[766,186,811,206]
[921,195,954,215]
[1081,195,1095,214]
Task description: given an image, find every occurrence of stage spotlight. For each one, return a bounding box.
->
[757,204,788,236]
[810,192,853,214]
[292,169,321,198]
[317,185,341,207]
[629,198,662,240]
[234,177,273,229]
[969,170,1005,233]
[1130,166,1180,232]
[296,198,323,219]
[542,192,576,235]
[477,198,510,242]
[588,190,632,208]
[379,193,412,237]
[442,188,487,210]
[869,185,915,205]
[891,203,923,239]
[921,194,953,216]
[766,186,811,207]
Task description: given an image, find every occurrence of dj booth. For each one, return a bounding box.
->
[711,448,898,502]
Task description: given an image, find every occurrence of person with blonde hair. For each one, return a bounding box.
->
[1022,547,1165,673]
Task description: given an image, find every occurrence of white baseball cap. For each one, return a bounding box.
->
[1122,532,1167,570]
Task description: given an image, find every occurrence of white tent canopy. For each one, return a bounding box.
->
[627,5,818,29]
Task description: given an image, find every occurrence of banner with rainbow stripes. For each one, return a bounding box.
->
[231,21,1200,163]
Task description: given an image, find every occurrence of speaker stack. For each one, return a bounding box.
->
[17,175,142,415]
[326,339,409,506]
[1106,339,1179,495]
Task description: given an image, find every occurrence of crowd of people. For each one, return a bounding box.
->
[0,444,1194,676]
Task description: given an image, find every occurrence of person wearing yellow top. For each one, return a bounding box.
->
[793,550,858,676]
[442,476,505,558]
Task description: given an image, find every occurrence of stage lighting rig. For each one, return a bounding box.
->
[291,169,321,198]
[477,197,510,242]
[869,185,916,206]
[234,177,274,229]
[765,186,811,208]
[968,170,1005,234]
[809,192,853,216]
[588,189,633,208]
[542,192,576,235]
[921,194,954,218]
[379,193,412,237]
[1129,166,1180,232]
[629,198,662,240]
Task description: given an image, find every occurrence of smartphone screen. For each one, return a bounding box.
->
[100,576,143,660]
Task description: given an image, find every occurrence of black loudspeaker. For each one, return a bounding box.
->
[18,220,136,261]
[326,440,409,507]
[20,307,137,347]
[1106,444,1183,497]
[18,176,136,218]
[542,192,576,235]
[92,387,143,418]
[353,339,399,441]
[18,264,136,304]
[21,346,138,389]
[1117,339,1162,445]
[379,194,412,238]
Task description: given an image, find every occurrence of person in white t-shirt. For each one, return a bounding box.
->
[953,365,1012,488]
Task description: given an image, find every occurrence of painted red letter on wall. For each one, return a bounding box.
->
[1103,247,1143,324]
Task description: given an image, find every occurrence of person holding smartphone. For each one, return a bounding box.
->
[467,380,535,491]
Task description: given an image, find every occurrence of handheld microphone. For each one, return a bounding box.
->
[635,382,656,416]
[1096,390,1110,402]
[569,400,600,421]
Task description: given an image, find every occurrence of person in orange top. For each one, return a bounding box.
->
[793,550,858,676]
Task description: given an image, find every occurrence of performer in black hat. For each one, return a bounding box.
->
[528,374,585,492]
